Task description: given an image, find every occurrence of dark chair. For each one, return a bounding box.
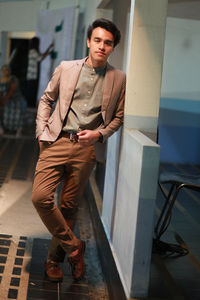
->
[155,171,200,240]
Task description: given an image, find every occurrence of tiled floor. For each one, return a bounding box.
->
[0,110,199,299]
[27,238,90,300]
[0,234,31,300]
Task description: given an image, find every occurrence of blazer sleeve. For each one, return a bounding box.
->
[36,63,61,137]
[99,73,126,142]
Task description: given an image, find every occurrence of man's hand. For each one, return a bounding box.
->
[38,135,51,149]
[77,130,100,146]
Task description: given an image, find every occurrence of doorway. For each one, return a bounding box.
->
[9,38,29,96]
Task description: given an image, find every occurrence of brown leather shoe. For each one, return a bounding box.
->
[68,240,86,281]
[45,260,63,282]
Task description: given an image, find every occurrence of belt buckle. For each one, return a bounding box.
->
[69,133,78,142]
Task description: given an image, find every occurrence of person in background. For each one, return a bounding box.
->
[32,18,126,283]
[0,64,26,137]
[25,37,53,107]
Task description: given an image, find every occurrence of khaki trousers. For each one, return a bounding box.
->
[32,135,96,256]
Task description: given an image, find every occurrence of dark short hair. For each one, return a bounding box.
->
[87,18,121,47]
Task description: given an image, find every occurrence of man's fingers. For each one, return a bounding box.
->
[77,130,88,137]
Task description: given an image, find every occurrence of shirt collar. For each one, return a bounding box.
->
[83,60,107,74]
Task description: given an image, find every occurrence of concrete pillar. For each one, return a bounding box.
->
[102,0,168,298]
[125,0,168,140]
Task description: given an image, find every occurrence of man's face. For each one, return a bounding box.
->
[87,27,114,67]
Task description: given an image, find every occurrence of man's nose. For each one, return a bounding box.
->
[99,42,105,50]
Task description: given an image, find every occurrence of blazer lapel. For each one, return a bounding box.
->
[64,58,85,104]
[102,63,114,122]
[60,58,85,120]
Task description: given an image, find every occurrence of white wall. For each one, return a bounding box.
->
[159,17,200,164]
[48,0,80,10]
[0,0,88,33]
[110,0,130,72]
[161,17,200,101]
[0,1,44,32]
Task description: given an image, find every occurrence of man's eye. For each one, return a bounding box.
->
[106,41,113,46]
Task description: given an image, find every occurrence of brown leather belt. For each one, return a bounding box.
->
[60,131,79,142]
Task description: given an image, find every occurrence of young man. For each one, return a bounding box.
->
[32,18,126,282]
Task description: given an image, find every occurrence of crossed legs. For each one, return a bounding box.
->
[32,137,96,279]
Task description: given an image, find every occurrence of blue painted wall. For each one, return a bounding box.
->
[158,98,200,164]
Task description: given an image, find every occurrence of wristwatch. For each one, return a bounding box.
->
[98,132,103,143]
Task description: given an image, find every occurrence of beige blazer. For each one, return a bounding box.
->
[36,57,126,162]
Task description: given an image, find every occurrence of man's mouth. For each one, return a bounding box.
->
[96,51,105,56]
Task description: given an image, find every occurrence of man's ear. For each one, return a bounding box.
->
[87,38,90,48]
